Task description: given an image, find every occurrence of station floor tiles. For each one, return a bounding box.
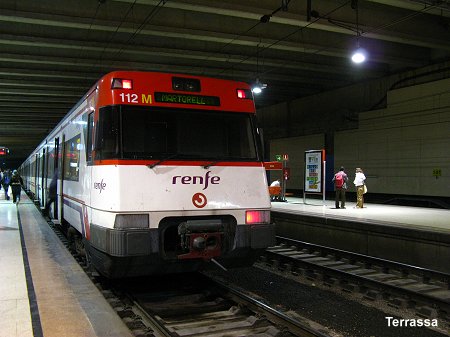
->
[271,197,450,233]
[0,191,133,337]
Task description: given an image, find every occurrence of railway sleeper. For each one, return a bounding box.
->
[417,305,439,319]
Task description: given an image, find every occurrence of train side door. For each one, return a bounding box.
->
[86,112,94,209]
[59,135,65,222]
[41,146,47,208]
[54,137,60,220]
[34,153,39,201]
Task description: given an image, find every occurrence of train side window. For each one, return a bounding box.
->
[63,134,81,181]
[86,112,94,163]
[95,106,120,159]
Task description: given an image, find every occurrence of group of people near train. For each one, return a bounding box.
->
[0,168,24,204]
[0,168,57,214]
[332,166,366,209]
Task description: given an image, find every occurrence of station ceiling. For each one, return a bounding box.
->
[1,0,449,167]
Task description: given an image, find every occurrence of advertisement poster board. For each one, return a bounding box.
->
[304,150,323,193]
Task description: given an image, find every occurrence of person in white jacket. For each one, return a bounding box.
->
[353,167,366,208]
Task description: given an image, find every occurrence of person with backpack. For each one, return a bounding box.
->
[10,170,24,204]
[332,166,348,209]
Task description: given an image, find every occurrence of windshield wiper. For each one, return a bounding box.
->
[147,153,179,169]
[203,157,257,169]
[203,160,221,169]
[200,156,224,169]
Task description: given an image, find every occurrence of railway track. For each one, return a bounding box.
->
[46,219,332,337]
[123,274,331,337]
[262,236,450,327]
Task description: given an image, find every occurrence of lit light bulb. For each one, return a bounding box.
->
[252,86,262,94]
[351,48,367,64]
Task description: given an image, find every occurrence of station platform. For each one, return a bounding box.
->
[271,197,450,274]
[0,191,133,337]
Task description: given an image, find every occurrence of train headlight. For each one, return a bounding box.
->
[245,210,270,225]
[236,89,252,99]
[111,78,133,89]
[114,214,149,229]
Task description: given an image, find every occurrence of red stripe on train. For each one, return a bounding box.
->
[93,160,263,167]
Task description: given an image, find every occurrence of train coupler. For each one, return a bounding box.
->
[177,220,223,260]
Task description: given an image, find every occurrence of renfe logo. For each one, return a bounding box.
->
[94,179,106,193]
[192,193,207,208]
[172,171,220,190]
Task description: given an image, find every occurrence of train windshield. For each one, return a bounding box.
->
[95,106,259,161]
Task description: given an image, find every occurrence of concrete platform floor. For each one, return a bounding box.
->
[272,197,450,233]
[0,190,133,337]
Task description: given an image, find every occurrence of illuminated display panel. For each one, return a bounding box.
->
[154,92,220,106]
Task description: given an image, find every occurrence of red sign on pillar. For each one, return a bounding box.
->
[283,168,290,180]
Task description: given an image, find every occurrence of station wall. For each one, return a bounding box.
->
[263,60,450,197]
[335,77,450,197]
[269,134,324,189]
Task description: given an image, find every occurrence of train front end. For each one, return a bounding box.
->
[87,71,275,277]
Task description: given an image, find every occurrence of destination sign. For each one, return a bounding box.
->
[154,92,220,106]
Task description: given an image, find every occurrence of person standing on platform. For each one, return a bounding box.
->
[2,169,11,200]
[332,166,348,209]
[10,170,23,204]
[353,167,366,208]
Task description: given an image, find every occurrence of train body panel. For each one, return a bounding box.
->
[19,71,276,278]
[89,164,270,215]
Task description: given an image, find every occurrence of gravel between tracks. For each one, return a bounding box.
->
[204,265,449,337]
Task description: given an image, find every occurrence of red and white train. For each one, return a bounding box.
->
[19,71,275,278]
